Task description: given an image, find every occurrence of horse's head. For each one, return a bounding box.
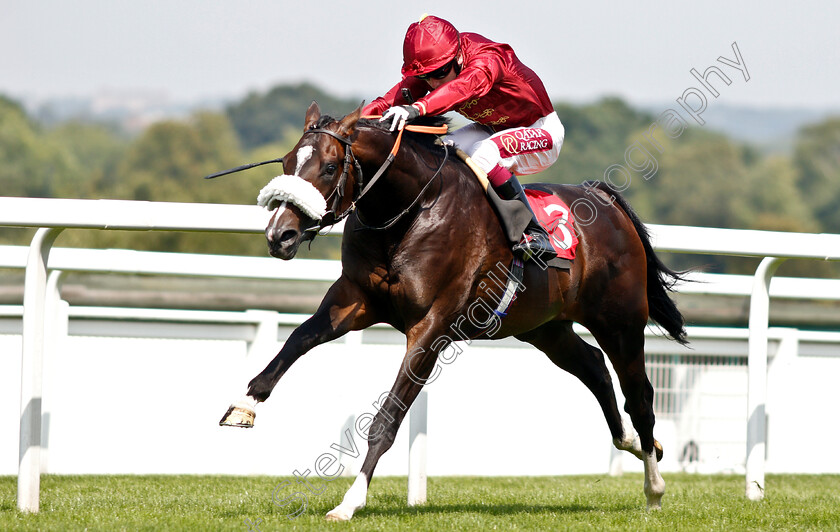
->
[259,102,362,259]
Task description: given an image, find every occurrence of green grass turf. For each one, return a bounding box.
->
[2,474,840,531]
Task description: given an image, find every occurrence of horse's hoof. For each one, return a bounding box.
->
[647,498,663,511]
[654,439,664,462]
[219,405,255,428]
[325,509,352,522]
[645,479,665,510]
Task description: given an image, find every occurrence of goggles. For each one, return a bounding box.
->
[416,59,456,80]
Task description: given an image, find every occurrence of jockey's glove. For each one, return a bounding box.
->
[381,105,420,131]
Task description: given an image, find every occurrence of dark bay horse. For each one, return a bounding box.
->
[220,102,687,521]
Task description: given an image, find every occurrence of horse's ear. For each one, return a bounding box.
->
[337,102,364,137]
[304,101,321,131]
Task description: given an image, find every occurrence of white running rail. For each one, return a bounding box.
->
[1,196,839,511]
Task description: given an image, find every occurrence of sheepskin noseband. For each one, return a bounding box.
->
[257,175,328,221]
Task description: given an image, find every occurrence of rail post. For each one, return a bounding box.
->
[40,270,67,474]
[407,390,428,506]
[18,227,63,513]
[745,256,786,501]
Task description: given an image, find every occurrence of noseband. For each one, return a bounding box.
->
[302,121,449,236]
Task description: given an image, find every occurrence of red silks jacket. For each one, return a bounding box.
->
[363,32,555,132]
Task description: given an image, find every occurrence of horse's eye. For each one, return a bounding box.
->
[325,163,338,175]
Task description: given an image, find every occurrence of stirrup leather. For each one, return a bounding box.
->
[491,174,557,262]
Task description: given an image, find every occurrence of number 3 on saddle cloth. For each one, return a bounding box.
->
[525,189,579,261]
[489,189,578,319]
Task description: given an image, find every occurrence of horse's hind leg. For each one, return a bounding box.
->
[517,321,626,445]
[519,321,664,508]
[588,321,665,510]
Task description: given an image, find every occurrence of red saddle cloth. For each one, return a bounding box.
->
[524,189,579,260]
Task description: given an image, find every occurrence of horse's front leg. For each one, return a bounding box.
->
[219,275,376,427]
[325,320,447,521]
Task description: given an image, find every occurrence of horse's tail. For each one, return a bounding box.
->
[587,181,689,345]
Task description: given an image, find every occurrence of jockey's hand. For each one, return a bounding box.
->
[380,105,420,131]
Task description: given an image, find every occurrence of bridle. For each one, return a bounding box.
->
[299,126,362,234]
[301,119,449,237]
[205,116,449,237]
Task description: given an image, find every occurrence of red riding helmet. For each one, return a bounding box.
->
[401,15,461,77]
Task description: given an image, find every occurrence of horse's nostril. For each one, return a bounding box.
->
[279,229,298,243]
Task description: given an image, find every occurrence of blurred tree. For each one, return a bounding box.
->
[645,129,752,228]
[537,97,654,185]
[793,117,840,232]
[0,95,81,198]
[742,155,817,233]
[46,121,129,197]
[0,96,82,246]
[65,111,267,255]
[631,128,836,277]
[750,155,839,278]
[107,111,242,201]
[226,82,359,150]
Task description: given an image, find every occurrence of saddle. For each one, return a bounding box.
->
[455,148,577,269]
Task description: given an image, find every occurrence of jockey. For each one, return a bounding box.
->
[363,14,563,263]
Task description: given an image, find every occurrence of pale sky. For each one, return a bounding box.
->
[2,0,839,110]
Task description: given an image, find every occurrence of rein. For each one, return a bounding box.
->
[303,118,448,236]
[354,135,449,232]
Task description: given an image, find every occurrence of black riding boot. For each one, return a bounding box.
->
[493,175,557,263]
